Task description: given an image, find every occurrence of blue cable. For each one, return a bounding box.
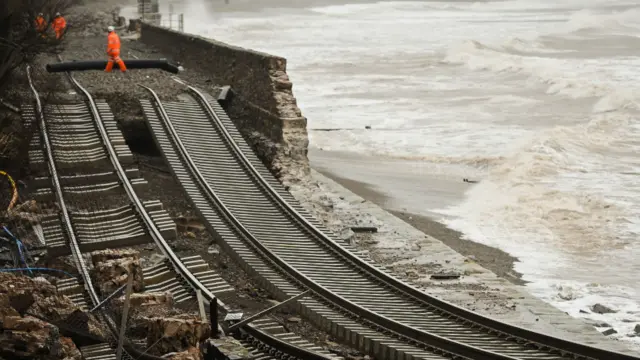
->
[3,226,33,275]
[0,267,76,278]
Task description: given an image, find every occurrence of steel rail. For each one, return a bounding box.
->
[187,85,640,360]
[139,84,336,360]
[30,63,173,360]
[26,65,101,306]
[56,64,325,359]
[140,88,518,360]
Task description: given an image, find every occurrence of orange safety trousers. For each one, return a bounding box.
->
[105,49,127,72]
[52,17,66,39]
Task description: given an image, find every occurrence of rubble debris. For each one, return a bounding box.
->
[167,346,202,360]
[0,316,82,359]
[206,337,252,360]
[90,249,144,295]
[144,316,210,355]
[0,273,105,359]
[113,292,173,308]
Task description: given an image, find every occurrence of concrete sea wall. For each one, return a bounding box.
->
[140,23,309,181]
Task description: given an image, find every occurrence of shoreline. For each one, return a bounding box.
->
[312,161,526,286]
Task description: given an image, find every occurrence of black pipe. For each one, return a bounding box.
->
[46,60,180,74]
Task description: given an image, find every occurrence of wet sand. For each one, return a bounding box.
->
[310,147,525,285]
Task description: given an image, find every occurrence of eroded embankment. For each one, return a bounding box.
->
[140,23,310,183]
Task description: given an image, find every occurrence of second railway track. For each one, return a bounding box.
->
[25,64,337,360]
[140,84,640,360]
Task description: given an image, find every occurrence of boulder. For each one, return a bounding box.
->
[29,294,106,339]
[91,249,144,295]
[0,315,82,360]
[591,303,617,314]
[144,316,211,355]
[634,324,640,334]
[0,273,106,340]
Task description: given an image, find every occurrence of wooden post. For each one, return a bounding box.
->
[115,272,134,360]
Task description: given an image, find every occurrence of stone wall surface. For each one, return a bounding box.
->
[140,24,309,181]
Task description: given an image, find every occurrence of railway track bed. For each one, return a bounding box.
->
[23,64,345,360]
[140,85,640,360]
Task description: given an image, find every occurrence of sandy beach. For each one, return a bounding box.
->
[309,146,526,285]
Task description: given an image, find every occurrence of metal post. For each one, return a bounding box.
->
[209,298,218,338]
[89,284,127,313]
[115,273,134,360]
[169,4,173,30]
[227,290,310,332]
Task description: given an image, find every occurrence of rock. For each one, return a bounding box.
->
[0,316,82,359]
[141,253,166,268]
[207,245,220,255]
[167,346,202,360]
[144,316,211,355]
[90,249,144,295]
[112,292,173,310]
[579,309,589,314]
[430,272,461,280]
[634,324,640,334]
[601,328,617,336]
[591,303,617,314]
[29,294,106,340]
[286,317,301,323]
[557,286,577,301]
[207,337,252,359]
[0,273,105,340]
[91,248,140,264]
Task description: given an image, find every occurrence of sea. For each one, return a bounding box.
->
[124,0,640,348]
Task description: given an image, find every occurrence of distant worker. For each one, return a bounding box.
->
[51,12,66,40]
[34,13,47,37]
[105,26,127,73]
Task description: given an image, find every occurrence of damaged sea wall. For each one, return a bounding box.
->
[140,23,309,181]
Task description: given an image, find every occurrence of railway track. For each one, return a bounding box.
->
[24,65,336,360]
[140,84,640,360]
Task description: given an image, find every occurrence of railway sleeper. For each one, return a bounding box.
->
[142,254,234,303]
[80,343,117,360]
[56,277,89,310]
[141,97,461,360]
[37,201,175,257]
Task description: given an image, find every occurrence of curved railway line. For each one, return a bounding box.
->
[139,84,640,360]
[24,64,337,360]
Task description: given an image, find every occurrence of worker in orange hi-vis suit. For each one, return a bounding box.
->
[51,12,66,39]
[105,26,127,73]
[34,13,47,37]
